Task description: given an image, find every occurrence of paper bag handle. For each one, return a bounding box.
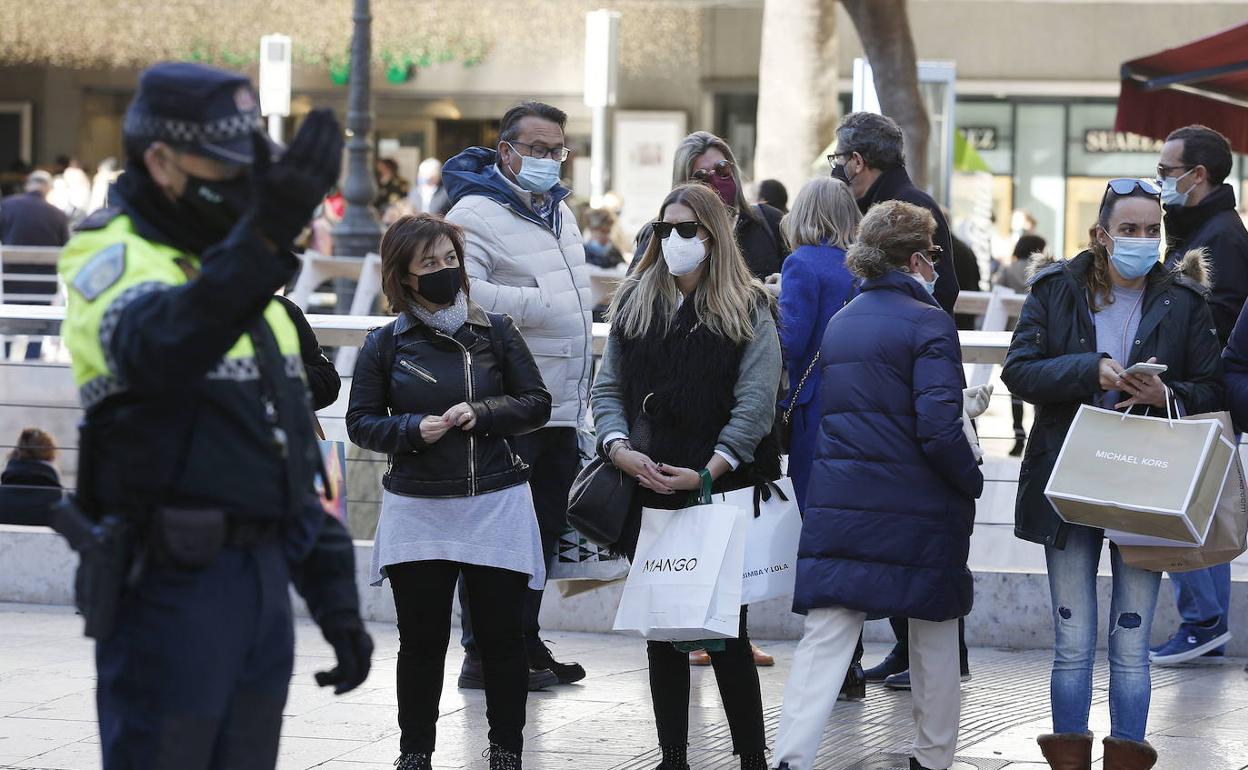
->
[1118,384,1174,426]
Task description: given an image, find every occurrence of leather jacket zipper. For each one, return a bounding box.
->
[399,359,438,384]
[435,330,476,495]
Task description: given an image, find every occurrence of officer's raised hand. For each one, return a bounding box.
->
[313,612,375,694]
[250,108,344,250]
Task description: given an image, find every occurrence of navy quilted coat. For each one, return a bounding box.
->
[794,271,984,622]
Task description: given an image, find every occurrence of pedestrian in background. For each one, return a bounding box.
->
[373,157,410,214]
[582,208,625,269]
[1002,178,1222,770]
[347,214,552,770]
[409,157,450,216]
[0,170,69,246]
[993,234,1047,457]
[772,200,983,770]
[592,182,780,770]
[2,427,60,489]
[756,178,789,213]
[444,101,591,689]
[1151,124,1248,665]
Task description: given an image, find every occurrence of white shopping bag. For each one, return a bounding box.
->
[612,501,749,642]
[714,479,802,604]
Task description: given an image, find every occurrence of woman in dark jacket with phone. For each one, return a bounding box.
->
[346,214,551,770]
[1001,180,1222,770]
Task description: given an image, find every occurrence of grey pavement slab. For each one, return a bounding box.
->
[0,604,1247,770]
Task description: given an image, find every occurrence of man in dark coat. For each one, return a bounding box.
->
[830,111,959,314]
[0,170,70,247]
[1152,124,1248,665]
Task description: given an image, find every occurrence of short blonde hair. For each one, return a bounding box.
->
[781,177,860,250]
[845,200,935,280]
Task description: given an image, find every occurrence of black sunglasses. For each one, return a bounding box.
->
[1105,178,1161,197]
[921,244,944,265]
[652,221,702,239]
[690,160,733,182]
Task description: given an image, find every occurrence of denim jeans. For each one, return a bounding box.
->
[1045,525,1161,742]
[1169,564,1232,626]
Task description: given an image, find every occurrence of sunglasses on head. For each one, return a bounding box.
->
[690,159,734,182]
[1104,178,1161,197]
[652,221,702,239]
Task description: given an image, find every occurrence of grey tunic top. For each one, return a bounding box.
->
[1094,284,1145,408]
[370,482,546,590]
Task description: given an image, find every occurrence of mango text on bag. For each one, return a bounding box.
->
[641,557,699,573]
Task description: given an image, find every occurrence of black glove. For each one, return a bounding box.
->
[313,612,374,695]
[250,108,344,249]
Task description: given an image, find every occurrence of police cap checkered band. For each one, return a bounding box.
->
[124,61,269,165]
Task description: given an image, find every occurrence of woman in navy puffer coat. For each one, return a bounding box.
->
[771,201,983,770]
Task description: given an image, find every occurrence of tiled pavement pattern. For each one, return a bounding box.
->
[2,604,1248,770]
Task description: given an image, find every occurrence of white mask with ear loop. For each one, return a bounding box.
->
[661,232,709,276]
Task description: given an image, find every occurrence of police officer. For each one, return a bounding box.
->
[56,62,373,769]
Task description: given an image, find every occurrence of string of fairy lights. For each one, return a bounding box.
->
[0,0,701,80]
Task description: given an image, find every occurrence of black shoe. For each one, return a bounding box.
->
[909,758,935,770]
[838,662,866,701]
[486,744,522,770]
[528,640,586,684]
[394,753,431,770]
[863,651,907,682]
[458,654,558,691]
[656,744,689,770]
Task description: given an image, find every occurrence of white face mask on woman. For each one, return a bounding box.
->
[661,232,709,276]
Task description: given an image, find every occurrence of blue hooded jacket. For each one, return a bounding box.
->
[795,270,983,622]
[442,146,572,237]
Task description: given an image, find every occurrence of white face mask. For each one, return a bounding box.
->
[661,232,708,276]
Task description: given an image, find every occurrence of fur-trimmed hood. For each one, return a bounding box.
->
[1025,247,1211,292]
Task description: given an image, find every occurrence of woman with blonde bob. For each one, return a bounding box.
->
[592,183,782,770]
[771,200,983,770]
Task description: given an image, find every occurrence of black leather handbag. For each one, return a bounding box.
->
[567,414,651,548]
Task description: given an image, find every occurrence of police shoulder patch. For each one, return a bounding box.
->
[72,243,126,301]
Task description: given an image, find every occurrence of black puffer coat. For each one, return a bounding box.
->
[1001,250,1224,549]
[346,301,552,497]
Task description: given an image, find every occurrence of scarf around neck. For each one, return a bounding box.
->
[409,291,468,336]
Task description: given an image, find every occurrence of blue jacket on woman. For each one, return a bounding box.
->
[778,241,855,510]
[795,270,983,622]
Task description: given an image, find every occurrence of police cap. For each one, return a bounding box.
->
[123,62,272,166]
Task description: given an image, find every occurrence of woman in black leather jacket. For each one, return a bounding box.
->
[346,214,551,770]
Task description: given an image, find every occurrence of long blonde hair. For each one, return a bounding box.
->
[609,183,771,344]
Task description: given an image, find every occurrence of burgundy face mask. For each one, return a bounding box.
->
[708,173,737,207]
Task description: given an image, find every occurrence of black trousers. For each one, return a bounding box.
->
[888,616,970,669]
[646,607,766,755]
[460,426,580,657]
[390,560,528,753]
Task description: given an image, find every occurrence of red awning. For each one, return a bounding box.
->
[1115,22,1248,153]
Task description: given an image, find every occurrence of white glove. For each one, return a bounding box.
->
[961,411,984,462]
[963,384,993,419]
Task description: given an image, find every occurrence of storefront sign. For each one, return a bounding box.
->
[1084,130,1163,154]
[960,126,998,151]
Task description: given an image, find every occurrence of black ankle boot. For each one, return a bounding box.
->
[487,744,521,770]
[838,661,866,701]
[656,744,689,770]
[394,753,431,770]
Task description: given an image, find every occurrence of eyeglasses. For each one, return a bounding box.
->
[651,221,702,239]
[1156,163,1194,178]
[505,141,572,162]
[921,244,944,265]
[826,151,852,169]
[690,159,734,183]
[1105,178,1161,197]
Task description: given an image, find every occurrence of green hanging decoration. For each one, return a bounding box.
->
[328,47,351,86]
[381,50,416,84]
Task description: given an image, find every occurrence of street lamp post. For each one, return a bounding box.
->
[332,0,382,271]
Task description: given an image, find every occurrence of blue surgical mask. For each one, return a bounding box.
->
[905,254,938,296]
[1109,236,1161,280]
[1159,168,1194,207]
[506,143,562,193]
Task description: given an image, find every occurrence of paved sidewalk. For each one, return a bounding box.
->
[1,604,1247,770]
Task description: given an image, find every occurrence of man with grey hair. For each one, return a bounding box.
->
[0,170,70,246]
[829,111,958,313]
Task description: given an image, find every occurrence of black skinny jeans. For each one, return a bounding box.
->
[389,560,528,753]
[646,606,766,755]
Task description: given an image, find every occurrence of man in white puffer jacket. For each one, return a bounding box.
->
[444,102,592,690]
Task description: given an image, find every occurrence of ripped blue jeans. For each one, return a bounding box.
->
[1045,525,1161,742]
